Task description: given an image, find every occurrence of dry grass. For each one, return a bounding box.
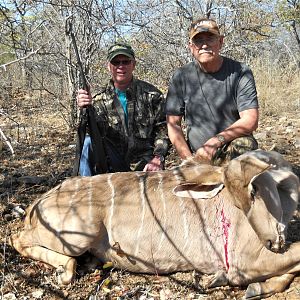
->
[1,63,300,299]
[251,59,300,115]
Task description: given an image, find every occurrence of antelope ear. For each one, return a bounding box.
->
[239,156,270,187]
[173,183,224,199]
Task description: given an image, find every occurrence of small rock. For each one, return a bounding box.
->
[2,293,17,300]
[285,126,297,134]
[295,138,300,149]
[88,296,100,300]
[279,117,287,123]
[62,290,69,298]
[254,132,267,140]
[31,290,44,299]
[160,288,172,299]
[11,205,26,218]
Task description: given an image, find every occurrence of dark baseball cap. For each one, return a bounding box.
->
[189,18,220,40]
[107,43,135,61]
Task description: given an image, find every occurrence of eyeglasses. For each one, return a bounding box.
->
[191,36,219,48]
[110,60,132,66]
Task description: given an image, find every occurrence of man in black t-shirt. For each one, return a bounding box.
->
[166,18,259,165]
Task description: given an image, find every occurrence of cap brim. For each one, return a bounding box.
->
[190,28,220,39]
[108,50,134,62]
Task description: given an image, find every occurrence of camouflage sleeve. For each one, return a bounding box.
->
[81,89,110,135]
[152,92,170,157]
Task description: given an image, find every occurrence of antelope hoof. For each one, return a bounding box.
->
[56,258,77,285]
[245,282,262,299]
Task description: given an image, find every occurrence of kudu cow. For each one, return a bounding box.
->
[10,150,300,299]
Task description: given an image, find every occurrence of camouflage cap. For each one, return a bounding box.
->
[107,43,135,61]
[189,18,220,40]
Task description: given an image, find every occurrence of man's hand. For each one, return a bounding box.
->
[77,89,92,108]
[143,156,163,171]
[166,115,193,159]
[195,136,221,161]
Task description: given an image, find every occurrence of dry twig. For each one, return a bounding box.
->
[0,127,14,156]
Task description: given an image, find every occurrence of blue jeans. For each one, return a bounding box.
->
[79,136,93,176]
[79,136,131,176]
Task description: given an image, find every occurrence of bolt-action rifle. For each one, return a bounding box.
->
[67,21,109,175]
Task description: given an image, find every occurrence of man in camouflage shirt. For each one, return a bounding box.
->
[77,43,169,175]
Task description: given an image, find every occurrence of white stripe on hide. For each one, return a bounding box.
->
[180,198,189,251]
[107,173,115,242]
[173,168,190,251]
[157,173,166,251]
[69,178,82,232]
[87,177,93,223]
[134,173,146,256]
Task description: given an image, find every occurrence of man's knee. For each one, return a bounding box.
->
[213,135,258,166]
[230,136,258,155]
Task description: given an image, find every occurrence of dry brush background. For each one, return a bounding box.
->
[1,1,300,298]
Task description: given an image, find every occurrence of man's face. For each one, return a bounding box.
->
[108,54,136,86]
[189,32,223,65]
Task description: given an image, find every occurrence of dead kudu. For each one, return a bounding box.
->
[10,150,300,299]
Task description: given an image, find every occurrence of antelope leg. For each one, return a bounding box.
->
[10,234,76,285]
[245,273,295,299]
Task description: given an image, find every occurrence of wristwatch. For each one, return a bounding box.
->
[215,134,226,146]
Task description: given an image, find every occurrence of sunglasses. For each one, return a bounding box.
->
[110,59,132,66]
[192,36,219,47]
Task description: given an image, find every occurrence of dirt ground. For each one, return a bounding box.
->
[1,102,300,300]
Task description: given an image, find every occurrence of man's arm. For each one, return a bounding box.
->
[143,92,170,171]
[166,115,193,160]
[195,108,259,160]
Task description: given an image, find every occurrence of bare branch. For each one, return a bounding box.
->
[0,127,14,156]
[0,46,43,70]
